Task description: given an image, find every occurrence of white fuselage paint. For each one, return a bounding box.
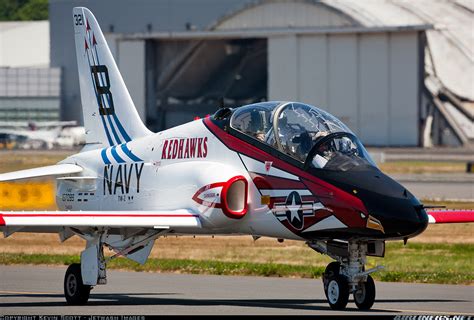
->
[56,120,301,240]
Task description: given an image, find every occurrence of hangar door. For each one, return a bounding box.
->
[145,39,267,131]
[268,32,422,146]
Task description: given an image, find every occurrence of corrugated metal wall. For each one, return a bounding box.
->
[0,67,61,122]
[215,1,354,29]
[268,32,420,146]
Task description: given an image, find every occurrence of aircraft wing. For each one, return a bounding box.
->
[0,210,201,230]
[426,210,474,224]
[0,164,83,181]
[0,209,201,265]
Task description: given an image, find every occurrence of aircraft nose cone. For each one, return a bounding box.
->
[375,199,429,239]
[363,179,429,239]
[411,204,429,236]
[308,166,429,239]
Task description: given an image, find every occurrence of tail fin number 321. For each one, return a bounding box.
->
[74,14,83,26]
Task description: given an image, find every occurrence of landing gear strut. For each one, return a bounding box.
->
[309,240,383,310]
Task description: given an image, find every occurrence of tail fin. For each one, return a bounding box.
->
[73,7,151,148]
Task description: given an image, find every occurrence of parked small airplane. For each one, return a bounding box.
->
[0,121,85,149]
[0,7,472,310]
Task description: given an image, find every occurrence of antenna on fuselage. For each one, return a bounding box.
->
[218,97,226,109]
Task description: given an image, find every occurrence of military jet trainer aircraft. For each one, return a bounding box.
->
[1,7,472,310]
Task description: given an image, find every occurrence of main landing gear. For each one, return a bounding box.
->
[62,229,164,305]
[309,240,384,310]
[63,232,108,305]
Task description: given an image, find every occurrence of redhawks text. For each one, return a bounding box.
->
[161,137,208,160]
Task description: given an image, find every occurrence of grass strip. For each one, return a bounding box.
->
[0,253,325,279]
[1,242,472,285]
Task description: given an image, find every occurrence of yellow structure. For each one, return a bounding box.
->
[0,181,56,210]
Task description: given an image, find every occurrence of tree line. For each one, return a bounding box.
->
[0,0,48,21]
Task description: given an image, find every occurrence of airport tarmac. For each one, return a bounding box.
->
[405,180,473,201]
[392,173,474,200]
[0,265,472,315]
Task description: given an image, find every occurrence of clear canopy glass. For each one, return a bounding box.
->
[230,102,376,170]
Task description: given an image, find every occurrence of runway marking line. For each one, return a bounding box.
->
[0,290,60,295]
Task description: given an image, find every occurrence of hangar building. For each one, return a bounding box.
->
[49,0,473,147]
[0,21,61,123]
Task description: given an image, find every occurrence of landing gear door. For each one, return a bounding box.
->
[367,240,385,258]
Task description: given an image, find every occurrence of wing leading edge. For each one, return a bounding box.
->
[0,164,83,182]
[427,210,474,224]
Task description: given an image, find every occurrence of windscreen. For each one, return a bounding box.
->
[308,132,376,171]
[270,103,351,161]
[230,102,375,170]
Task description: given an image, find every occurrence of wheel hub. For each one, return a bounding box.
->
[66,274,77,296]
[354,285,366,303]
[327,280,340,304]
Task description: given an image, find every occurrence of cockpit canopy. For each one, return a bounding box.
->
[229,102,376,171]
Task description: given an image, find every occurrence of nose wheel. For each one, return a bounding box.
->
[322,261,340,299]
[353,275,376,310]
[325,274,349,310]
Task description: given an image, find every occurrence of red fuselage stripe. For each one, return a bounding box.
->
[250,172,306,190]
[203,117,368,215]
[204,118,347,192]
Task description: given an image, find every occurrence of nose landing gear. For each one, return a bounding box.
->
[309,240,383,310]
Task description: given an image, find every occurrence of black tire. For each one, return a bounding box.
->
[64,263,91,305]
[323,262,340,299]
[326,274,349,310]
[354,275,376,310]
